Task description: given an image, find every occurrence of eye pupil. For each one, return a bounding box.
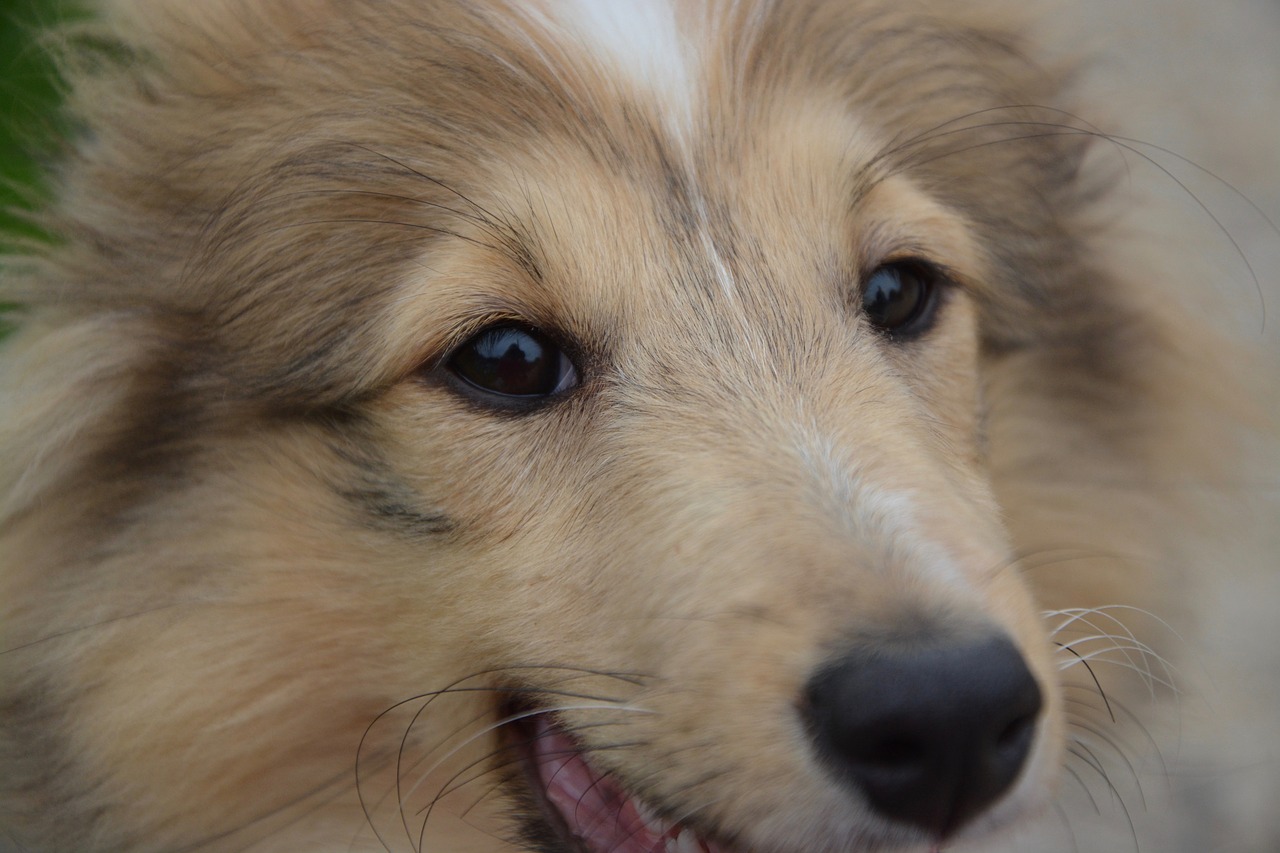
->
[474,328,546,391]
[448,325,578,402]
[861,262,938,337]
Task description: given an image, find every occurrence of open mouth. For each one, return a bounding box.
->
[509,709,729,853]
[506,705,955,853]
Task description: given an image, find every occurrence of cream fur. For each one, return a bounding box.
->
[0,1,1275,852]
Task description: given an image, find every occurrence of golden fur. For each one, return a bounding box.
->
[0,1,1273,851]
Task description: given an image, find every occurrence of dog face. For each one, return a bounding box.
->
[344,111,1064,851]
[0,1,1177,851]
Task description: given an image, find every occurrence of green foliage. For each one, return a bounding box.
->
[1,0,86,338]
[2,0,72,233]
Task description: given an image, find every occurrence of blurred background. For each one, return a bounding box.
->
[0,0,84,242]
[1031,4,1280,848]
[1,0,82,341]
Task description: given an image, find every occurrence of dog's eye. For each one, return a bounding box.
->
[861,261,941,339]
[447,325,579,403]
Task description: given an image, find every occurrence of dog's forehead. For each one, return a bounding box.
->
[475,112,867,344]
[396,97,982,390]
[478,118,975,340]
[517,0,700,135]
[478,1,977,327]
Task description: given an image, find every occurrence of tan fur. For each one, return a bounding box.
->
[0,1,1272,851]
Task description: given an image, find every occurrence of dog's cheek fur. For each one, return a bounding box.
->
[0,395,518,850]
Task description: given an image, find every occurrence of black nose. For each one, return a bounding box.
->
[802,632,1042,838]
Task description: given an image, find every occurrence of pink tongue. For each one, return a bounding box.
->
[530,715,680,853]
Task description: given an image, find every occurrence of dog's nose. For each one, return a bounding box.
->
[801,632,1042,838]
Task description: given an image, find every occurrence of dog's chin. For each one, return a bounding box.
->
[505,709,946,853]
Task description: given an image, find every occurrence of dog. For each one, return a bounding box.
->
[1,1,1275,851]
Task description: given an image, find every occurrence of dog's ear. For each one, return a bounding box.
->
[21,1,438,409]
[840,43,1101,356]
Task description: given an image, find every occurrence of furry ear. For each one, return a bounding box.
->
[763,3,1108,354]
[881,100,1108,358]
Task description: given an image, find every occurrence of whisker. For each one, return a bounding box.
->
[336,143,540,275]
[258,187,523,250]
[1062,763,1102,816]
[394,680,631,795]
[339,144,517,234]
[1017,547,1136,574]
[1050,797,1083,853]
[1067,747,1140,852]
[0,601,196,656]
[1047,607,1179,696]
[417,737,649,853]
[379,686,652,848]
[1068,726,1148,810]
[258,217,508,256]
[1055,643,1117,723]
[1054,631,1176,672]
[399,702,653,806]
[1060,637,1177,697]
[452,723,647,821]
[424,725,645,819]
[1075,604,1189,648]
[869,103,1115,168]
[1060,653,1177,699]
[356,666,650,849]
[1068,742,1109,787]
[887,121,1267,330]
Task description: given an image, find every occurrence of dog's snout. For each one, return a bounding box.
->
[802,633,1042,839]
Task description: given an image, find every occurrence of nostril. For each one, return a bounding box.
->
[996,710,1037,752]
[802,632,1042,839]
[862,733,926,768]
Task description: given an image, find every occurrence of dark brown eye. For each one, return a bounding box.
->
[447,325,578,404]
[861,261,941,339]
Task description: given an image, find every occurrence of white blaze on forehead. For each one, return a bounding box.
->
[527,0,700,136]
[700,227,738,301]
[516,0,738,297]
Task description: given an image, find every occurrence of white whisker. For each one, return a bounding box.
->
[1045,606,1180,696]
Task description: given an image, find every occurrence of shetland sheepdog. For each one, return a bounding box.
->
[1,1,1274,851]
